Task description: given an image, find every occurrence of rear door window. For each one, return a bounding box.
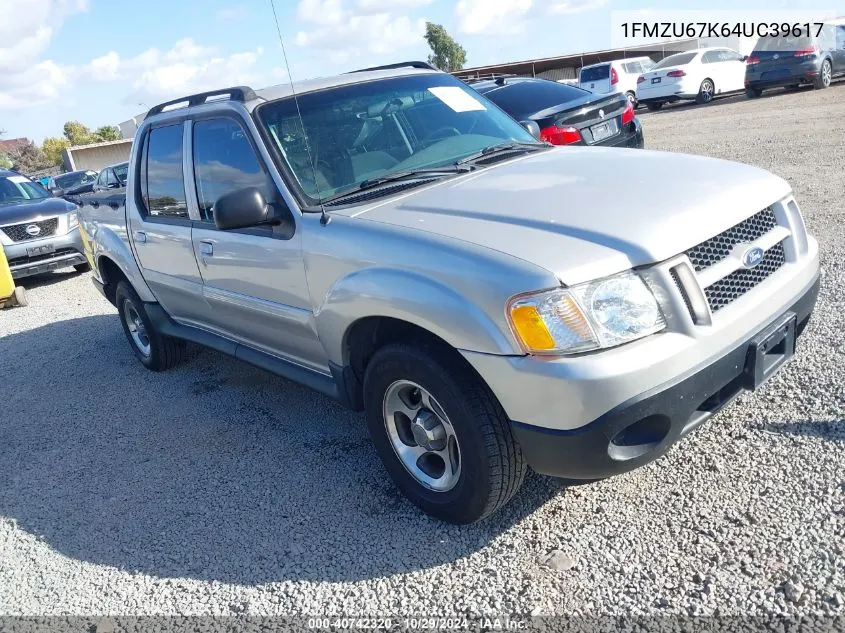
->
[192,118,269,222]
[580,65,609,82]
[623,61,642,74]
[144,124,188,218]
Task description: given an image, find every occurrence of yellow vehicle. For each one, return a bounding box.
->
[0,242,28,309]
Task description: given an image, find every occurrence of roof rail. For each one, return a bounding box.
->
[146,86,258,117]
[348,61,438,74]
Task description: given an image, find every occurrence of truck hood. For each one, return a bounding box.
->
[0,197,77,226]
[351,147,792,285]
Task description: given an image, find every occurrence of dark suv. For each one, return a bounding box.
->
[745,23,845,97]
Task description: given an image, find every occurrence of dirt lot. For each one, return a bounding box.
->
[1,84,843,619]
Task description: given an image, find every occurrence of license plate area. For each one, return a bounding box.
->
[743,312,797,389]
[590,119,618,142]
[651,77,661,84]
[26,243,55,258]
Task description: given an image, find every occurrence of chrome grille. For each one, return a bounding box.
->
[1,218,59,242]
[686,208,777,272]
[704,242,786,312]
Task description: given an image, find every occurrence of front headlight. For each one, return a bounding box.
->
[508,272,666,355]
[68,212,79,230]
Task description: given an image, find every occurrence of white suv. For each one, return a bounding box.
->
[579,57,656,105]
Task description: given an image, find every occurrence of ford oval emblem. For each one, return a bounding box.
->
[25,224,41,237]
[741,245,765,269]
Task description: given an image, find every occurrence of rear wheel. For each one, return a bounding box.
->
[115,281,187,371]
[646,101,663,112]
[814,59,832,89]
[696,79,715,104]
[363,343,527,523]
[746,87,763,98]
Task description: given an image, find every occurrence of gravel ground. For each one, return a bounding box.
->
[1,84,844,621]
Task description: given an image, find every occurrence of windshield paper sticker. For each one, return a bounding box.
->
[8,176,30,183]
[428,87,487,113]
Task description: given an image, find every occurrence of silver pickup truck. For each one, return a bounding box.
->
[78,62,820,523]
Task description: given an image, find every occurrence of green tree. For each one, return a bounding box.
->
[63,120,93,146]
[92,125,121,142]
[42,136,70,165]
[0,154,12,169]
[424,22,467,73]
[8,141,50,173]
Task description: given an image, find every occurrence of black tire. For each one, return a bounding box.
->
[74,262,91,273]
[814,59,832,89]
[646,101,663,112]
[363,342,527,524]
[115,281,187,372]
[695,78,714,104]
[746,87,763,99]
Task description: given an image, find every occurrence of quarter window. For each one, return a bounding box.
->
[144,124,188,218]
[192,118,268,222]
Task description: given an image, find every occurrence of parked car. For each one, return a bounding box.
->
[93,161,129,192]
[578,57,656,105]
[0,170,89,278]
[745,23,845,97]
[636,48,747,110]
[78,62,819,524]
[470,76,643,148]
[47,169,98,198]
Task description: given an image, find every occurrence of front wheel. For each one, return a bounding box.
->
[74,262,91,273]
[814,59,832,89]
[746,87,762,99]
[363,343,527,523]
[646,101,663,112]
[115,281,187,371]
[696,79,715,104]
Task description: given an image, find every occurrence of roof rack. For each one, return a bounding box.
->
[146,86,258,117]
[348,61,437,74]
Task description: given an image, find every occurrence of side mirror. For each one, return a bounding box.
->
[519,120,541,140]
[213,187,277,231]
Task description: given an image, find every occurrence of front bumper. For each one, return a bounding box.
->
[510,274,818,479]
[4,227,86,279]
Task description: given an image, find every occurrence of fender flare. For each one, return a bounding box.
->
[314,267,519,366]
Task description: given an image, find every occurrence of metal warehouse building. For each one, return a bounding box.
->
[452,36,757,82]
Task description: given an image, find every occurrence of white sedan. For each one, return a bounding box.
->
[635,47,747,111]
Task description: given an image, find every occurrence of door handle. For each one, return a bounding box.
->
[134,231,147,244]
[199,240,213,256]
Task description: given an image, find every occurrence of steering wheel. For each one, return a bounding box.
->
[425,126,461,143]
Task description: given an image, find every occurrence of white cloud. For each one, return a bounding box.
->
[0,0,86,109]
[455,0,606,34]
[550,0,607,15]
[455,0,533,34]
[356,0,433,13]
[294,0,427,60]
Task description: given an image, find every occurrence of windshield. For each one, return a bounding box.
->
[580,65,609,82]
[113,163,129,184]
[55,171,96,189]
[653,52,698,69]
[0,175,51,205]
[256,73,537,202]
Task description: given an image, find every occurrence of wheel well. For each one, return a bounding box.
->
[97,256,128,305]
[342,317,468,411]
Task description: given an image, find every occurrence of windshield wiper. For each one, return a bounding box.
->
[322,165,473,204]
[455,141,547,167]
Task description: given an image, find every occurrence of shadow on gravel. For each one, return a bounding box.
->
[761,419,845,442]
[0,316,565,585]
[16,269,84,290]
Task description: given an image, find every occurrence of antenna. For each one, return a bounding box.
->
[269,0,331,225]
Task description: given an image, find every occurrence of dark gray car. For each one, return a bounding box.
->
[745,23,845,97]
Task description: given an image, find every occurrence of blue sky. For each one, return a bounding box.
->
[1,0,841,142]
